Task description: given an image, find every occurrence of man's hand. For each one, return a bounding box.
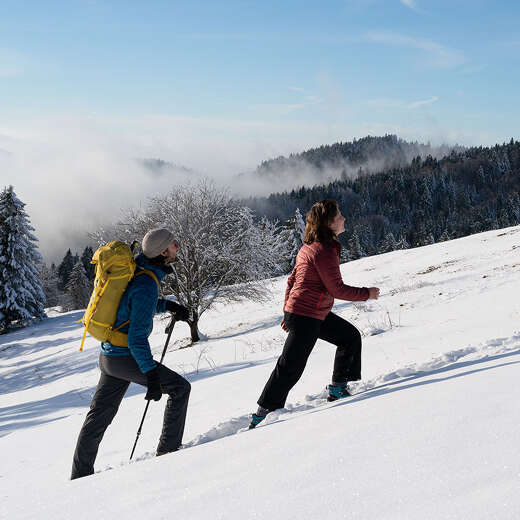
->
[165,301,190,322]
[281,319,288,332]
[145,367,162,401]
[368,287,380,300]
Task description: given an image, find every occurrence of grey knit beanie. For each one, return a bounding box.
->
[142,228,176,258]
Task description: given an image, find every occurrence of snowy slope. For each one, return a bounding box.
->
[1,226,519,519]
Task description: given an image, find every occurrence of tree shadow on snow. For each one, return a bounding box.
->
[179,357,276,383]
[0,388,87,436]
[0,311,85,359]
[0,380,161,437]
[213,316,283,340]
[1,346,98,395]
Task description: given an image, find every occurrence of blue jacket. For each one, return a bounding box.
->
[100,253,171,373]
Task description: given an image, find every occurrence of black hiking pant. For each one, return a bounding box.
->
[71,354,190,480]
[258,311,361,411]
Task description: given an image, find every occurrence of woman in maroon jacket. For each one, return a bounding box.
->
[249,200,380,429]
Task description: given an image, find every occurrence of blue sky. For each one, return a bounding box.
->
[2,0,519,143]
[1,0,519,259]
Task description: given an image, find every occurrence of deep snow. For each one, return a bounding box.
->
[1,226,519,519]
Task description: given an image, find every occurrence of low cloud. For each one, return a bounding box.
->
[232,137,461,200]
[0,111,499,263]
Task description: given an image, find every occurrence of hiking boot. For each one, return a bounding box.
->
[156,446,181,457]
[327,382,351,402]
[248,413,267,430]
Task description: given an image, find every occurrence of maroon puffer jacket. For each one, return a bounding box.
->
[283,241,369,320]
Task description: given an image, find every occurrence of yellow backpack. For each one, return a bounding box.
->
[78,241,159,352]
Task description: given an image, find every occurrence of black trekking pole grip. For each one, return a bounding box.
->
[129,313,177,460]
[160,314,177,364]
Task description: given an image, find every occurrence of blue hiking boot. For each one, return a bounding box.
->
[249,413,267,430]
[327,382,351,402]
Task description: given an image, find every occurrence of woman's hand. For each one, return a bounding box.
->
[281,319,288,332]
[368,287,380,299]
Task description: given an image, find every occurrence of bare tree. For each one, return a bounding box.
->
[91,180,279,342]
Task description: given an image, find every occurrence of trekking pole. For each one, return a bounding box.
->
[130,313,177,460]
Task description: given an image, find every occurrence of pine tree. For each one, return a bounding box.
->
[438,230,451,242]
[279,207,305,273]
[0,186,46,329]
[339,246,350,263]
[347,232,364,260]
[395,235,410,250]
[63,261,91,311]
[293,207,306,244]
[57,249,75,291]
[80,246,95,281]
[39,263,61,307]
[380,232,396,253]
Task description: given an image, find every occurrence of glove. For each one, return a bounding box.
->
[165,300,190,322]
[144,367,162,401]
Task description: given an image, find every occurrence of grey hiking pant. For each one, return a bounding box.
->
[71,354,190,480]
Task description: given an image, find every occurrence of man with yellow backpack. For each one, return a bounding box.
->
[71,228,191,480]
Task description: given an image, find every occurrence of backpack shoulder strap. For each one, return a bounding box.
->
[110,268,161,336]
[134,268,160,288]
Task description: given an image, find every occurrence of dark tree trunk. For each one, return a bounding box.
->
[189,317,200,343]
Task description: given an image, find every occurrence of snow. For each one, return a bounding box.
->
[1,225,520,519]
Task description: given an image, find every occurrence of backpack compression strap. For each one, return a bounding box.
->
[79,268,160,351]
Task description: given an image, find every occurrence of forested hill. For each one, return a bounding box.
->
[243,139,520,258]
[255,135,459,181]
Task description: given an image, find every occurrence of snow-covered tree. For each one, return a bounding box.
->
[347,232,364,260]
[339,246,350,263]
[92,180,278,342]
[80,246,95,281]
[420,233,435,246]
[63,261,91,311]
[39,263,61,308]
[0,186,46,330]
[395,235,410,250]
[278,207,305,273]
[57,249,75,291]
[255,216,287,276]
[380,232,396,253]
[438,230,451,242]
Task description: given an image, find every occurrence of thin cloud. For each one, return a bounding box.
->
[257,103,307,115]
[460,64,487,74]
[400,0,417,10]
[188,33,254,42]
[366,97,404,109]
[364,31,466,68]
[367,96,438,109]
[408,96,439,109]
[250,91,323,115]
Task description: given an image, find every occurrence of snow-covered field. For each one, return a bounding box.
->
[1,226,520,519]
